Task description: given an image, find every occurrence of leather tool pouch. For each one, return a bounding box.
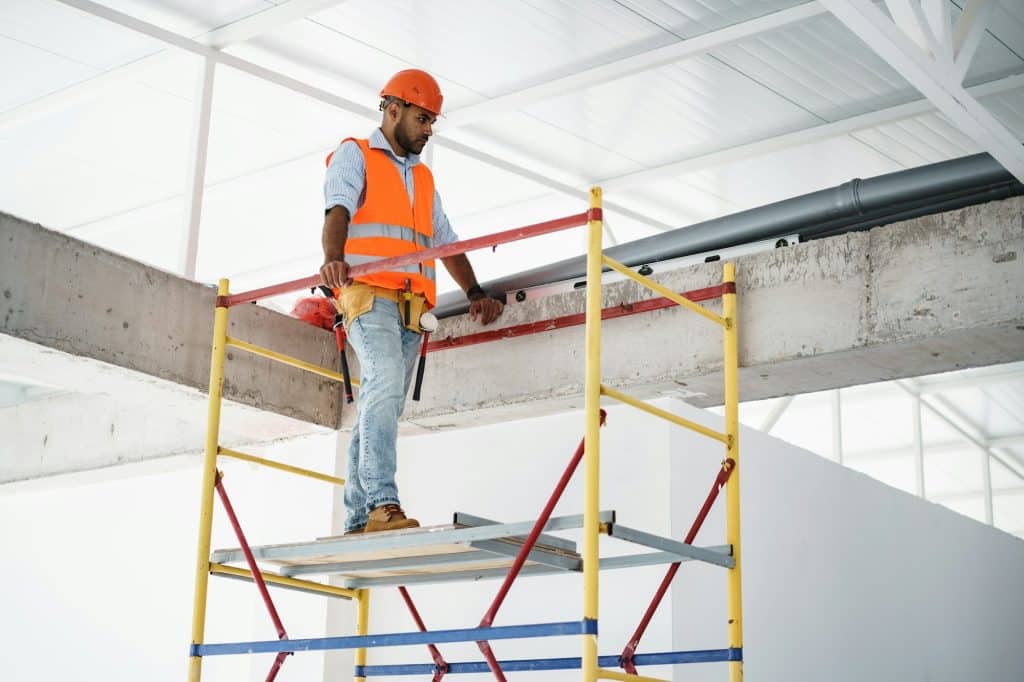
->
[337,283,376,326]
[340,282,427,334]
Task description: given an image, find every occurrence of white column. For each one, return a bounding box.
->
[912,394,926,498]
[831,390,844,465]
[181,56,216,280]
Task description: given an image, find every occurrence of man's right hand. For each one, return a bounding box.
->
[320,260,351,289]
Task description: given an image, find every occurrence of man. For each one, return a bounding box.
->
[320,69,504,534]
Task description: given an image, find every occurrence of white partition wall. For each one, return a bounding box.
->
[668,398,1024,682]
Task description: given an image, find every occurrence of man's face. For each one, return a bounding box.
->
[393,103,436,155]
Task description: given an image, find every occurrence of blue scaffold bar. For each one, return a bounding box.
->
[355,648,742,676]
[191,619,597,657]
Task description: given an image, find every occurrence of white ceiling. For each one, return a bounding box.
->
[1,0,1022,536]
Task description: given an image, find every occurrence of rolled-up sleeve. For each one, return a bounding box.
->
[324,140,365,216]
[432,189,459,246]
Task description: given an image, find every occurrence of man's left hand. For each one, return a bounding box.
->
[469,297,504,325]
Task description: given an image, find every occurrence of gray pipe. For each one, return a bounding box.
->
[436,152,1021,318]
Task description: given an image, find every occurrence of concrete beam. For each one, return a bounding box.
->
[404,196,1024,429]
[3,196,1022,480]
[1,210,343,430]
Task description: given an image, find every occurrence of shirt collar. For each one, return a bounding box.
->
[369,127,420,167]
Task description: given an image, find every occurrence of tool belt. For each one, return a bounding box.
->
[337,282,429,333]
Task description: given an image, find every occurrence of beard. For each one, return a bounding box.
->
[395,122,428,155]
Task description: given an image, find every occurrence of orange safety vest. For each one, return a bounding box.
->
[329,138,437,307]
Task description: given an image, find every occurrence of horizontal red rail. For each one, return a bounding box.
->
[427,283,732,353]
[223,212,592,307]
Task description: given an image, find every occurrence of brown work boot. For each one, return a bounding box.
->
[364,504,419,533]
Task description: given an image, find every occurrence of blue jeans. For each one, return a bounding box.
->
[343,297,423,532]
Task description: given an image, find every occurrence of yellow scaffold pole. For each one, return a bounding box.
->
[723,262,744,682]
[582,187,603,682]
[188,279,231,682]
[354,589,370,682]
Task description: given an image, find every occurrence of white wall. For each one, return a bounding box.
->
[668,398,1024,682]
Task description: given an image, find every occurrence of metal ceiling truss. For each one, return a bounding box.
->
[441,3,829,128]
[820,0,1024,182]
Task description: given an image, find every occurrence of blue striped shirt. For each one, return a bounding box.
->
[324,128,459,246]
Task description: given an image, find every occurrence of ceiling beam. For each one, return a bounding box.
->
[0,0,348,132]
[442,2,828,129]
[50,0,672,232]
[820,0,1024,182]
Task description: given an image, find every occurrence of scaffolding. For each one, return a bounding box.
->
[187,187,743,682]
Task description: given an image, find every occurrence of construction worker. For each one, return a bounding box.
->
[320,69,504,534]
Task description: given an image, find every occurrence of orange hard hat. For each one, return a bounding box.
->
[380,69,443,116]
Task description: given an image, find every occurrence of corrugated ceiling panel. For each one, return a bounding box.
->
[96,0,274,39]
[244,17,481,108]
[0,73,194,231]
[310,0,678,100]
[976,0,1024,68]
[622,134,899,222]
[852,113,980,168]
[710,11,918,122]
[522,53,823,169]
[444,113,645,185]
[0,0,162,72]
[0,35,96,113]
[981,87,1024,140]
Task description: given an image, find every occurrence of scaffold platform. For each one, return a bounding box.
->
[210,511,733,591]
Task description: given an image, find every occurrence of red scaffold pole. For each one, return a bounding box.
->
[428,283,735,353]
[214,473,292,681]
[619,458,736,675]
[223,211,593,307]
[475,410,608,680]
[398,586,450,681]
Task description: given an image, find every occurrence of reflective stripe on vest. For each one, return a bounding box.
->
[342,137,437,306]
[348,223,434,250]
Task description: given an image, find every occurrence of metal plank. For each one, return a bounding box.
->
[454,512,577,553]
[211,511,614,564]
[598,545,732,571]
[339,564,563,589]
[469,539,581,572]
[279,550,500,578]
[607,525,734,568]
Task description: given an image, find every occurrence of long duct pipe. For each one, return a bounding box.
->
[434,152,1022,318]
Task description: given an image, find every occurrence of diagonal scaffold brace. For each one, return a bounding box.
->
[214,472,293,682]
[398,585,450,681]
[474,410,608,681]
[618,458,736,675]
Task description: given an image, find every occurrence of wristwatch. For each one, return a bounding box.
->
[466,284,487,301]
